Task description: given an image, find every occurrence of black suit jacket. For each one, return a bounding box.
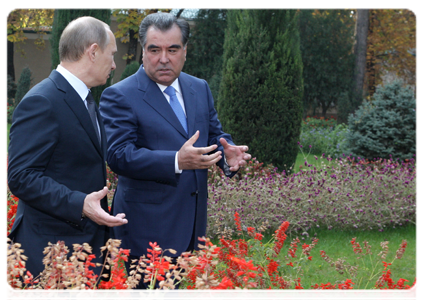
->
[8,70,109,277]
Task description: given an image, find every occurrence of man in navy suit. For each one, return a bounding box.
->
[100,12,250,285]
[8,16,127,278]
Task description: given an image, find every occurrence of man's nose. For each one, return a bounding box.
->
[159,51,169,64]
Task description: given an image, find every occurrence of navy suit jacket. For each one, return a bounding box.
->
[100,66,234,257]
[8,70,109,276]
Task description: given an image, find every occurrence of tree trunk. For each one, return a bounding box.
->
[366,10,377,98]
[352,9,369,109]
[8,39,15,81]
[126,28,138,65]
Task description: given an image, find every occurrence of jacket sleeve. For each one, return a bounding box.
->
[7,95,86,225]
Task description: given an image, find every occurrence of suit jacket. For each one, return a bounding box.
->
[7,70,110,277]
[99,66,235,257]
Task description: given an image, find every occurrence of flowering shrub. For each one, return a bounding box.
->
[7,103,15,124]
[207,155,415,238]
[4,153,19,236]
[7,214,414,290]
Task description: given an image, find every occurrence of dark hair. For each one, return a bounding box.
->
[139,12,190,49]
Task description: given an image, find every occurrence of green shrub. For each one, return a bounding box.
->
[120,61,140,81]
[218,10,303,171]
[7,75,17,106]
[7,105,15,124]
[299,121,351,158]
[346,80,415,161]
[15,67,33,107]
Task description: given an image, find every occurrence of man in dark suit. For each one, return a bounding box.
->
[7,16,127,278]
[99,12,250,287]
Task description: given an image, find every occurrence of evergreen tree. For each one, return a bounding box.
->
[120,61,140,81]
[183,9,227,100]
[218,10,303,171]
[50,9,112,103]
[15,67,33,107]
[346,80,415,161]
[299,10,355,118]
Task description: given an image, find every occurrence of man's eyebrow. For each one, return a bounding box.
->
[169,44,182,49]
[147,44,159,50]
[147,44,182,50]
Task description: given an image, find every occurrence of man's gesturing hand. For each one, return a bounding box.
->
[82,187,128,227]
[178,130,222,170]
[220,138,251,172]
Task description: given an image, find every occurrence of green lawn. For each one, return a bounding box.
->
[211,224,416,289]
[7,123,11,149]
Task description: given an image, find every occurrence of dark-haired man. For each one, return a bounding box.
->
[100,12,251,287]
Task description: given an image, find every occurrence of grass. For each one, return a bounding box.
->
[210,224,416,289]
[7,123,11,149]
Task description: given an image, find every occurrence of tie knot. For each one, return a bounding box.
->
[86,92,95,103]
[164,86,176,97]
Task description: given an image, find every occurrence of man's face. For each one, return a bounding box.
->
[93,30,117,86]
[142,25,187,86]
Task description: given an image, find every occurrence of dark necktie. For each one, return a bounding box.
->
[86,92,101,143]
[164,86,188,133]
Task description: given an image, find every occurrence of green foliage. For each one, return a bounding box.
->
[50,9,112,103]
[218,9,303,171]
[299,117,351,158]
[7,75,17,106]
[346,80,416,161]
[15,67,33,107]
[299,10,355,118]
[183,9,227,100]
[120,60,140,81]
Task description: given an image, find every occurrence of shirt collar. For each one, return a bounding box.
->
[56,64,90,101]
[156,79,181,95]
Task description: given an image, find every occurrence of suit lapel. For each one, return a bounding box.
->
[178,74,197,137]
[137,68,188,138]
[50,71,103,157]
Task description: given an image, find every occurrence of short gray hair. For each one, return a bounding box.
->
[59,16,110,62]
[139,12,190,49]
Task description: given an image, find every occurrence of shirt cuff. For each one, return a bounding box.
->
[175,152,183,174]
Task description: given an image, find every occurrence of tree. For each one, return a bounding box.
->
[50,9,112,103]
[299,10,355,118]
[352,10,370,113]
[218,10,303,171]
[15,67,33,107]
[364,9,416,95]
[183,9,227,100]
[112,9,171,65]
[7,9,54,81]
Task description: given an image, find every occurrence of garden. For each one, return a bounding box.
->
[7,81,416,291]
[7,9,416,293]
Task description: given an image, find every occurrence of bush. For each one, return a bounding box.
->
[7,75,17,106]
[346,81,415,161]
[7,105,15,124]
[218,10,303,171]
[120,61,140,81]
[15,67,33,107]
[207,156,415,238]
[299,117,351,158]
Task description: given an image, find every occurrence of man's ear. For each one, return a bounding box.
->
[87,43,99,62]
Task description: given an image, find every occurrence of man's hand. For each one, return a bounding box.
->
[178,131,222,170]
[220,138,251,172]
[82,187,128,227]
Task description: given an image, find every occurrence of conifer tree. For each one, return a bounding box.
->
[183,9,227,100]
[50,9,112,103]
[15,67,33,107]
[218,10,303,170]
